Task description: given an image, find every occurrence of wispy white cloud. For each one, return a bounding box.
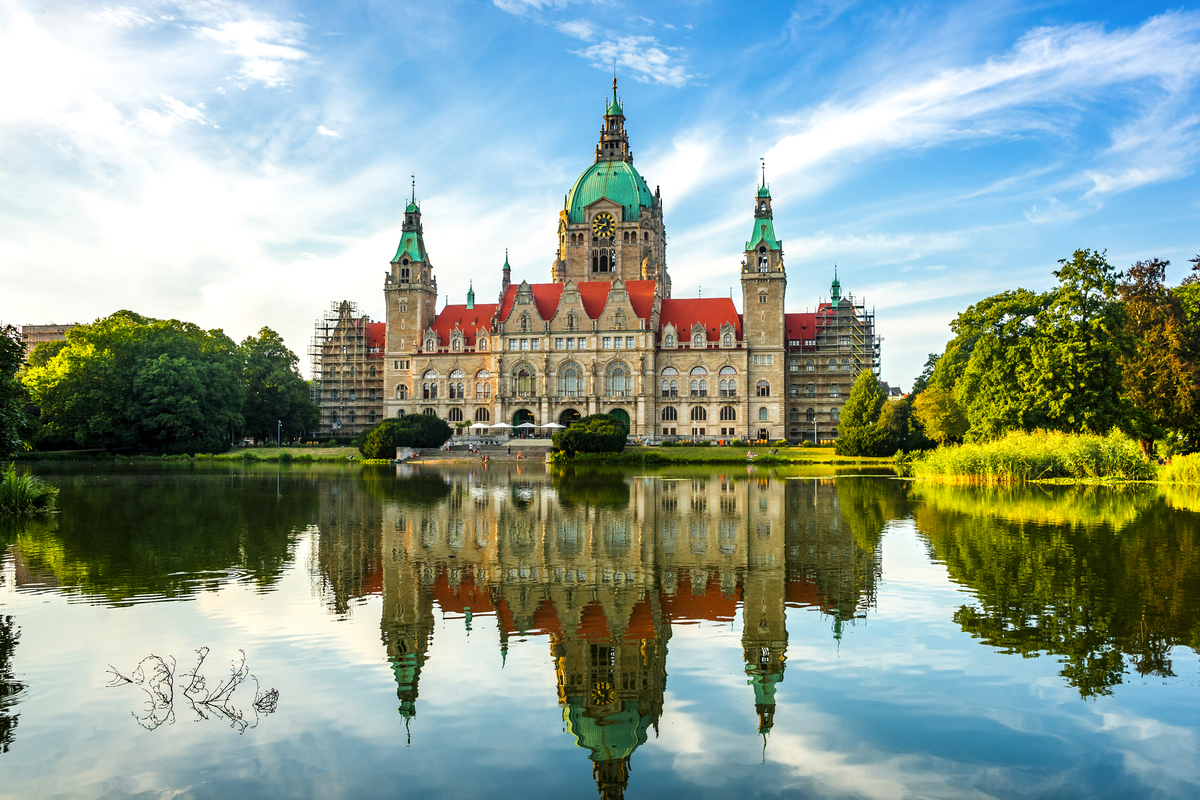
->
[766,12,1200,197]
[316,125,340,137]
[555,18,596,41]
[576,35,693,87]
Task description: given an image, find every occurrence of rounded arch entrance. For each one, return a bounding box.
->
[558,409,581,426]
[608,408,631,432]
[512,408,536,427]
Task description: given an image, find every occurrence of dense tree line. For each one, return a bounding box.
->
[15,311,317,455]
[837,249,1200,455]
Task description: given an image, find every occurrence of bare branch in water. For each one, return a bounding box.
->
[108,648,278,733]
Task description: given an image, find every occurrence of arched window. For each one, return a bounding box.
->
[841,358,851,371]
[690,366,708,375]
[369,411,376,423]
[719,366,736,376]
[423,370,437,379]
[831,408,840,422]
[756,381,770,397]
[789,384,799,397]
[397,384,408,399]
[370,365,376,377]
[514,366,535,395]
[723,333,732,346]
[665,334,674,346]
[806,383,815,397]
[806,408,816,422]
[662,367,679,376]
[662,407,678,421]
[699,379,708,396]
[592,251,599,272]
[806,359,815,372]
[600,252,609,272]
[475,382,483,399]
[425,337,435,351]
[448,408,463,422]
[475,408,490,422]
[830,384,840,398]
[828,359,838,371]
[331,388,339,400]
[422,382,437,399]
[559,363,581,397]
[423,408,436,416]
[478,337,488,351]
[451,338,462,351]
[720,406,736,421]
[693,332,704,348]
[450,369,464,379]
[606,362,629,396]
[690,406,707,421]
[789,408,800,422]
[759,407,768,421]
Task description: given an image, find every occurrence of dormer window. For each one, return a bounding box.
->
[665,334,674,347]
[693,333,704,348]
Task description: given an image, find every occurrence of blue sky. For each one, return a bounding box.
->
[2,0,1199,386]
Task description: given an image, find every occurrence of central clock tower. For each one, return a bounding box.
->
[554,79,669,294]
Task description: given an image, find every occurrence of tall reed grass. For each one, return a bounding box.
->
[1160,453,1200,485]
[908,429,1154,484]
[0,462,59,515]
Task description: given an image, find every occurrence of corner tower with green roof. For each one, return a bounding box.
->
[555,78,669,294]
[383,182,437,406]
[742,168,788,443]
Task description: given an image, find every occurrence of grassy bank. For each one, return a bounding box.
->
[905,430,1155,484]
[1160,453,1200,485]
[553,445,894,466]
[0,463,59,515]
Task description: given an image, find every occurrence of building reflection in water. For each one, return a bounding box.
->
[313,465,884,798]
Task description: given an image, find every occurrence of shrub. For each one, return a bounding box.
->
[0,463,58,515]
[835,425,894,457]
[359,415,453,458]
[773,440,788,448]
[551,414,627,456]
[731,439,746,447]
[277,451,293,463]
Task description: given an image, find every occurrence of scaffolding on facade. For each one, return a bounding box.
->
[815,295,880,375]
[309,301,384,439]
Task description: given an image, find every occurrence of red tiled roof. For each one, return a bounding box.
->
[430,303,498,347]
[625,279,657,319]
[658,298,742,341]
[578,600,612,641]
[625,596,656,640]
[497,279,659,323]
[784,313,815,340]
[661,572,740,624]
[577,282,610,319]
[497,283,564,322]
[366,322,386,357]
[430,568,496,615]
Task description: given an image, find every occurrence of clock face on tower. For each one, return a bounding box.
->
[591,212,616,238]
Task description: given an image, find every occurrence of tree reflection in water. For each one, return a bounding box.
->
[911,482,1200,698]
[0,614,25,754]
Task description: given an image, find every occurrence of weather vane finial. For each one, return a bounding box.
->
[761,157,766,188]
[411,174,415,204]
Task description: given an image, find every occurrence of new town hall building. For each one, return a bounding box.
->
[316,81,880,443]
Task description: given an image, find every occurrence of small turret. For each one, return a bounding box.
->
[831,267,841,304]
[502,250,511,294]
[596,78,632,164]
[466,282,475,310]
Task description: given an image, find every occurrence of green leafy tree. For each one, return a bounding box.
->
[0,326,29,456]
[240,328,319,442]
[835,371,891,456]
[910,353,940,394]
[912,387,968,445]
[1025,249,1131,434]
[24,340,66,370]
[359,414,452,458]
[23,311,243,454]
[551,414,627,456]
[1116,258,1199,447]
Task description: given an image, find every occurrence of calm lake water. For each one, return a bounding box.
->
[1,463,1199,799]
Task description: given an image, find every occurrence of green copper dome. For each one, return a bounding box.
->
[563,698,652,762]
[405,200,420,214]
[566,160,653,224]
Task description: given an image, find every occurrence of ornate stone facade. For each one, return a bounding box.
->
[382,81,879,443]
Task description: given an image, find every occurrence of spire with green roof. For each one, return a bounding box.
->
[831,267,841,304]
[596,77,632,164]
[392,176,429,266]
